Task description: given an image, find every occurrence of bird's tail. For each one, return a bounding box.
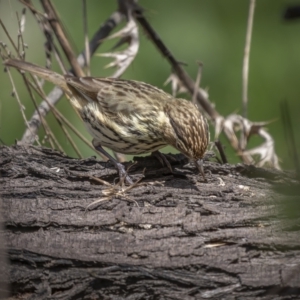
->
[4,59,69,92]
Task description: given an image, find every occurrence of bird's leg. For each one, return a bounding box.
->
[151,151,173,173]
[93,140,133,185]
[195,159,207,182]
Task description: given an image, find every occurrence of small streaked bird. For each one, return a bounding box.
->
[5,59,209,183]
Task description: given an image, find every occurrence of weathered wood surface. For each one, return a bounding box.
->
[0,145,299,299]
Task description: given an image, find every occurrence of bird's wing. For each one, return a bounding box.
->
[65,76,173,117]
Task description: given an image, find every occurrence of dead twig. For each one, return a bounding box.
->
[20,2,124,145]
[242,0,256,118]
[214,140,228,164]
[192,61,203,105]
[82,0,90,76]
[40,0,85,77]
[281,100,300,176]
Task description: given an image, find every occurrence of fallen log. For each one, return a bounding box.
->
[0,145,299,299]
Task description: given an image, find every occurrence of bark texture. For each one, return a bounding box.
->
[0,145,299,300]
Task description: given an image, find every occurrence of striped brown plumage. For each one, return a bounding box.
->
[5,59,209,183]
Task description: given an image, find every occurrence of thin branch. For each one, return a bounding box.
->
[40,0,85,77]
[19,0,45,17]
[38,13,70,75]
[135,11,219,120]
[0,20,20,58]
[242,0,256,118]
[59,122,83,158]
[82,0,90,76]
[214,140,228,164]
[281,100,300,176]
[20,5,124,144]
[4,63,40,145]
[192,61,203,104]
[98,16,139,78]
[21,86,63,143]
[16,9,27,58]
[15,12,60,148]
[22,75,62,151]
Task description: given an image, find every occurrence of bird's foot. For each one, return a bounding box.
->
[115,162,134,185]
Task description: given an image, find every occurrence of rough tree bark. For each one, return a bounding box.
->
[0,145,299,299]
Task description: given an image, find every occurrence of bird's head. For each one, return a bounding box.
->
[163,99,209,179]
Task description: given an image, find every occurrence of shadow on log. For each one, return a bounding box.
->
[0,145,300,299]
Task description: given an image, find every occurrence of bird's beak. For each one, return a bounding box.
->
[195,159,207,182]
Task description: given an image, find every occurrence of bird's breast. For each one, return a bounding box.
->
[79,104,167,155]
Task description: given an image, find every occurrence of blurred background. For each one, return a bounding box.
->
[0,0,300,170]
